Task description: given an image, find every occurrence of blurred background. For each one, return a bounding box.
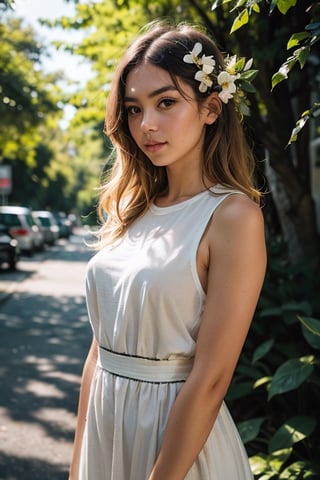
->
[0,1,319,479]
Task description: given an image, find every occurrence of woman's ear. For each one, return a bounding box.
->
[203,92,222,125]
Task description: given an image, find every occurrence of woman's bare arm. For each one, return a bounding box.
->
[148,195,267,480]
[69,336,98,480]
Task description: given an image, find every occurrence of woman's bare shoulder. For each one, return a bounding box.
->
[213,193,264,235]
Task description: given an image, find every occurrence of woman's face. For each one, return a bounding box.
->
[124,63,215,171]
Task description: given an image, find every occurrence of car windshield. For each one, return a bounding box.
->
[37,217,51,227]
[0,213,20,227]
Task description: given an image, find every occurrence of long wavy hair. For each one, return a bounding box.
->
[96,22,262,247]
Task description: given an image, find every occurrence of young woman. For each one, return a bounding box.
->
[69,22,267,480]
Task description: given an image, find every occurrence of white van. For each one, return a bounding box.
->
[0,206,44,254]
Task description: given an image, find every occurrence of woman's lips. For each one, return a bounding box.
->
[144,142,167,153]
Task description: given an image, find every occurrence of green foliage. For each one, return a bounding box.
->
[212,0,319,142]
[228,239,320,478]
[0,17,62,164]
[0,0,15,10]
[0,13,104,218]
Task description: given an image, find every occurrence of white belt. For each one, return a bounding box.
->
[98,346,193,383]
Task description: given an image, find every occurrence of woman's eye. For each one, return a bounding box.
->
[160,98,176,108]
[126,105,140,115]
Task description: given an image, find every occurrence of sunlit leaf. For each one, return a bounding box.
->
[250,454,268,475]
[253,376,271,389]
[287,114,310,144]
[271,71,288,90]
[268,356,314,399]
[269,449,293,471]
[287,32,310,49]
[230,9,249,33]
[280,461,319,479]
[296,46,310,68]
[253,3,260,13]
[275,0,297,15]
[269,416,316,452]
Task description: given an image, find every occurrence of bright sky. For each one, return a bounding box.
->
[15,0,91,85]
[14,0,92,126]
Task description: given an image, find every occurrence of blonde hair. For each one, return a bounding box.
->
[96,22,262,247]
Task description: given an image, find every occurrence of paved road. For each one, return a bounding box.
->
[0,231,94,479]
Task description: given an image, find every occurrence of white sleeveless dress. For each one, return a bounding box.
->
[79,185,254,480]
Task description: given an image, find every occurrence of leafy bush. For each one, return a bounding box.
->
[228,239,320,479]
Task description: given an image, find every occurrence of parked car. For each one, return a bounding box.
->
[32,210,59,245]
[0,206,43,255]
[53,212,73,239]
[0,224,19,270]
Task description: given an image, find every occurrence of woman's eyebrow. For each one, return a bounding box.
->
[124,85,178,102]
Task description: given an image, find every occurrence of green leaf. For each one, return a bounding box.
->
[298,316,320,337]
[296,46,310,68]
[271,71,288,90]
[238,417,266,443]
[269,0,278,14]
[211,0,234,11]
[230,9,249,34]
[272,52,301,90]
[280,461,318,479]
[287,32,310,49]
[240,69,258,81]
[250,450,293,477]
[268,356,314,399]
[253,376,271,389]
[252,339,274,364]
[253,3,260,13]
[298,315,320,349]
[269,416,316,453]
[302,327,320,350]
[269,449,293,472]
[239,80,256,93]
[250,454,268,475]
[275,0,297,15]
[305,21,320,34]
[287,114,310,144]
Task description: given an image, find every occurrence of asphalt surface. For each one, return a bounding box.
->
[0,231,93,480]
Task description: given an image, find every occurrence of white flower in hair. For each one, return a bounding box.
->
[183,42,216,93]
[217,71,238,104]
[194,70,213,93]
[201,55,216,73]
[183,42,203,67]
[182,42,258,116]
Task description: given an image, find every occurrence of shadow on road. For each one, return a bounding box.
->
[0,290,92,479]
[0,452,69,480]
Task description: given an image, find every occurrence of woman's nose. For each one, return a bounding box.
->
[140,110,158,132]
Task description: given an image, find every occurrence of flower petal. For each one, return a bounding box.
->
[202,63,214,74]
[199,82,208,93]
[183,53,193,64]
[192,42,202,57]
[244,58,253,71]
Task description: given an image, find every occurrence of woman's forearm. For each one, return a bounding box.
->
[148,373,224,480]
[69,337,98,480]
